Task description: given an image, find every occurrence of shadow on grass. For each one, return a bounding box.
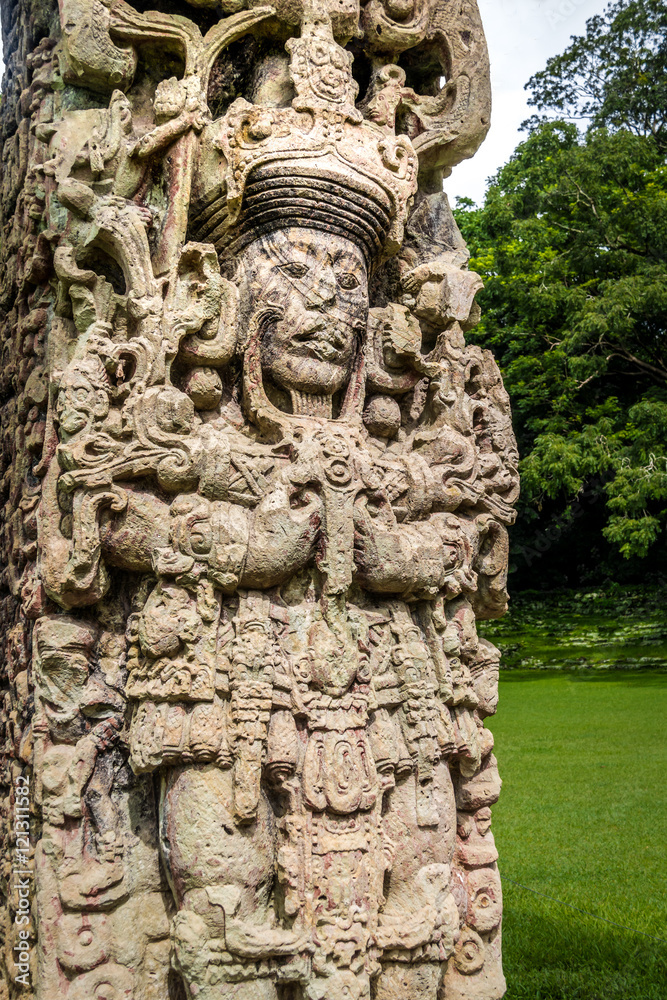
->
[502,883,667,1000]
[498,669,667,686]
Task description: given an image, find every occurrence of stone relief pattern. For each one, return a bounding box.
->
[0,0,61,995]
[0,0,516,997]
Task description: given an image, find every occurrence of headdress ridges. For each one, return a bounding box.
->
[193,161,395,268]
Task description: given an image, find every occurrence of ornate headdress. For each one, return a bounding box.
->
[189,13,418,268]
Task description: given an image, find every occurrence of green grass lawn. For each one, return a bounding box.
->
[489,670,667,999]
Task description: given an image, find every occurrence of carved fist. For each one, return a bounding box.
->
[353,498,449,597]
[242,483,322,588]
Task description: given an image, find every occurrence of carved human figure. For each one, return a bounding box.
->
[55,357,110,444]
[149,210,468,1000]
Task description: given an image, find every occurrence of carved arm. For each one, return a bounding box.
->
[101,482,321,589]
[353,499,458,598]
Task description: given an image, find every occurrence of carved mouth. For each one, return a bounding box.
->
[293,317,349,362]
[43,699,78,722]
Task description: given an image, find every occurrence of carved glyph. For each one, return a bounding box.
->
[0,0,514,997]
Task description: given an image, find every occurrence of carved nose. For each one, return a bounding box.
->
[305,266,336,309]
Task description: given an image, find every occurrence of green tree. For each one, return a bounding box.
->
[454,0,667,585]
[524,0,667,150]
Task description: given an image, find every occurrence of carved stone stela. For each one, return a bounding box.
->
[0,0,517,996]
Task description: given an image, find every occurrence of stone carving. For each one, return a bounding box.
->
[0,0,514,997]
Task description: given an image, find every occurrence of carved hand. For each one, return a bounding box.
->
[225,921,314,959]
[99,489,170,572]
[353,498,449,596]
[241,483,322,588]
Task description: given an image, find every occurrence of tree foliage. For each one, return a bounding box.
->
[454,0,667,586]
[524,0,667,151]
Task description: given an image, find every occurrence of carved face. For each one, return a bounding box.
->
[241,228,368,397]
[307,619,359,696]
[153,77,186,121]
[232,621,270,672]
[471,639,500,714]
[34,618,95,740]
[56,361,109,440]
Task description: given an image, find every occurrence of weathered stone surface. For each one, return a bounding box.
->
[0,0,515,996]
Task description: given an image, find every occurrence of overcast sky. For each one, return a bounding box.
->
[446,0,610,205]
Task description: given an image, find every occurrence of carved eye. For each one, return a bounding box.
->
[279,262,308,279]
[289,487,317,509]
[188,520,212,556]
[337,272,359,290]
